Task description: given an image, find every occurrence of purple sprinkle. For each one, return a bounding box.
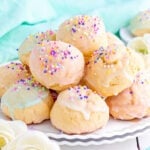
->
[67,51,71,55]
[84,96,88,99]
[43,70,47,73]
[130,91,133,94]
[72,27,76,33]
[27,87,30,90]
[70,56,73,59]
[20,79,25,82]
[83,86,87,90]
[64,52,67,56]
[50,50,56,56]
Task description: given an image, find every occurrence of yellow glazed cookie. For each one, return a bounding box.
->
[84,44,136,97]
[127,34,150,69]
[129,9,150,36]
[107,32,126,48]
[50,86,109,134]
[18,30,56,65]
[0,62,29,97]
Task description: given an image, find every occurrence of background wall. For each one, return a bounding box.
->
[0,0,149,63]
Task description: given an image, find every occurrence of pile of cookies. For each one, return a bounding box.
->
[0,15,150,135]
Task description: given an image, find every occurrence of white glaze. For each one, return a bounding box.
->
[58,86,109,120]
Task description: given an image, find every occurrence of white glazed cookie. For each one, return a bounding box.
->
[50,85,109,134]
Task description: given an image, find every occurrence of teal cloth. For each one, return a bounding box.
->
[0,0,150,64]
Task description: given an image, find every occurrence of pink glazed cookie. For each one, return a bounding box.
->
[106,71,150,120]
[29,41,85,91]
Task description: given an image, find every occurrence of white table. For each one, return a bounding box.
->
[61,131,150,150]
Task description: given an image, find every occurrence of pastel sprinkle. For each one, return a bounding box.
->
[68,86,89,100]
[138,9,150,23]
[39,41,79,75]
[66,15,103,41]
[72,27,76,33]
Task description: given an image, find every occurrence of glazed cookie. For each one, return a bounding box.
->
[107,32,126,48]
[129,9,150,36]
[106,71,150,120]
[127,34,150,69]
[1,77,54,124]
[0,62,30,97]
[107,32,144,74]
[56,15,107,61]
[84,44,137,97]
[50,86,109,134]
[29,41,84,91]
[18,30,56,65]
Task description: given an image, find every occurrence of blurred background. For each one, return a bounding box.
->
[0,0,149,63]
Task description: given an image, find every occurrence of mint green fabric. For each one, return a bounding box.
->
[0,0,150,64]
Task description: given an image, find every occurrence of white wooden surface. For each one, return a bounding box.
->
[139,131,150,150]
[60,130,150,150]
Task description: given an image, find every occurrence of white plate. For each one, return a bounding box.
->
[1,61,150,146]
[1,104,150,146]
[119,27,135,44]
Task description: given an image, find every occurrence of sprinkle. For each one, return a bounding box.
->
[43,70,47,73]
[68,86,89,101]
[72,27,76,33]
[39,42,78,75]
[27,87,30,90]
[50,50,57,56]
[130,91,133,95]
